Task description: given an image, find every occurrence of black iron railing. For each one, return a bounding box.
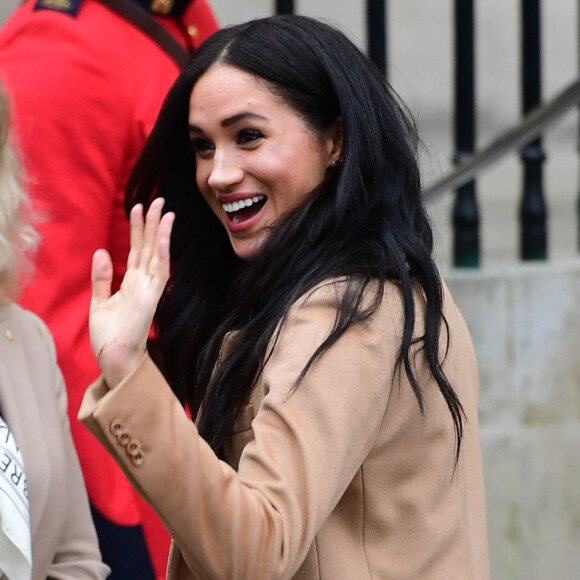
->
[453,0,479,267]
[520,0,547,261]
[366,0,387,76]
[276,0,293,15]
[275,0,580,267]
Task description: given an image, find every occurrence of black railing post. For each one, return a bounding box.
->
[578,0,580,252]
[453,0,479,267]
[367,0,387,76]
[276,0,294,15]
[520,0,547,260]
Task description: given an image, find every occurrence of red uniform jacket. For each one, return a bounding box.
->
[0,1,218,577]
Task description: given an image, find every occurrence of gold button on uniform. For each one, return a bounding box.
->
[150,0,173,15]
[187,25,198,39]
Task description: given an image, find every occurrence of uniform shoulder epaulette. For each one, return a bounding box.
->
[30,0,192,68]
[34,0,84,17]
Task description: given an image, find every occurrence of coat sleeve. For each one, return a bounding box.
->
[79,282,403,579]
[30,314,111,580]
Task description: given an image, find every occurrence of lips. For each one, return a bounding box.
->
[219,194,267,232]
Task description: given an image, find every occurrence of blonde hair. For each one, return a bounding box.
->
[0,82,39,301]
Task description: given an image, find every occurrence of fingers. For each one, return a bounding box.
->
[140,198,164,271]
[91,249,114,308]
[153,212,175,283]
[127,204,144,270]
[127,199,174,279]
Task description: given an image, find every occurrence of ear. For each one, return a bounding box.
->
[325,116,343,167]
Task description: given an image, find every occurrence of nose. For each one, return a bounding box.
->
[207,149,244,191]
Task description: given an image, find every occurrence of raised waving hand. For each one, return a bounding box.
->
[89,198,175,388]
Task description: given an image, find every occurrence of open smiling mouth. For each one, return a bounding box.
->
[222,195,266,224]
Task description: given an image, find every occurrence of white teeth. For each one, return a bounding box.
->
[222,195,265,214]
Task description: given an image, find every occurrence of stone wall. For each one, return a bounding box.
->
[446,260,580,579]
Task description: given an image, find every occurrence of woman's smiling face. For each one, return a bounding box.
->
[189,64,342,260]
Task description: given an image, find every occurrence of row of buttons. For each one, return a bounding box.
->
[110,419,144,467]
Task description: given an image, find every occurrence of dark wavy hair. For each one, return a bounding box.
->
[126,15,464,459]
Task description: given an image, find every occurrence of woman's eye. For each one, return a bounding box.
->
[191,138,214,155]
[237,130,264,145]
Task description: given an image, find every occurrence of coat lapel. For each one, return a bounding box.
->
[0,304,50,541]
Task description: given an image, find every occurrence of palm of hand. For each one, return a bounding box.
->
[89,199,175,388]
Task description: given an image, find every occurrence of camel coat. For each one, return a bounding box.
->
[80,280,490,579]
[0,303,109,579]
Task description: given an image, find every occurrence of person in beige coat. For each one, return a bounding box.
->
[79,15,490,579]
[0,84,110,579]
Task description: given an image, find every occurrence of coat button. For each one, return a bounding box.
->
[111,421,130,445]
[187,25,198,39]
[127,439,142,456]
[118,432,130,445]
[131,452,144,467]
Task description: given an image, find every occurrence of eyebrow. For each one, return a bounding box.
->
[189,112,269,134]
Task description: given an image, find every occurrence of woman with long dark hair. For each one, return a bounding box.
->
[80,15,489,579]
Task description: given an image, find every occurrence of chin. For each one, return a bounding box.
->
[231,235,265,261]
